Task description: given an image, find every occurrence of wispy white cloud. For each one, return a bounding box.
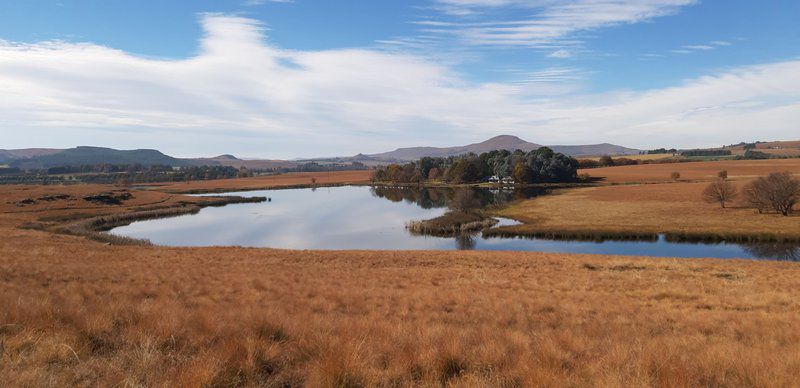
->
[664,40,735,56]
[547,49,573,58]
[684,44,714,50]
[422,0,697,48]
[0,15,798,157]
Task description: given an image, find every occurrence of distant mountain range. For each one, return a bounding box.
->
[0,136,639,170]
[0,146,297,170]
[365,135,640,161]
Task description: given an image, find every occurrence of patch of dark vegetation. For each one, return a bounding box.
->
[664,231,800,244]
[485,227,800,244]
[82,191,133,205]
[0,323,25,336]
[38,194,73,202]
[582,263,647,272]
[12,194,75,207]
[82,331,119,356]
[407,211,498,237]
[19,221,47,231]
[438,356,468,384]
[483,228,659,242]
[16,198,36,206]
[255,322,289,343]
[609,264,647,272]
[197,195,268,207]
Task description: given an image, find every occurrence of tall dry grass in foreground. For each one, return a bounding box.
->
[2,227,800,386]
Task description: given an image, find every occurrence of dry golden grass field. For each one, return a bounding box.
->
[2,161,800,386]
[581,158,800,183]
[494,182,800,240]
[581,153,675,161]
[3,217,800,386]
[152,170,373,193]
[500,159,800,240]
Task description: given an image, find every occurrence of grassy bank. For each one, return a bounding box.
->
[21,195,267,246]
[493,181,800,243]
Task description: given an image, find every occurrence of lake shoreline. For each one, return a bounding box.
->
[102,185,800,260]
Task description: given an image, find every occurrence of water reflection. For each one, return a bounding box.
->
[369,185,546,210]
[111,185,800,261]
[741,242,800,261]
[455,234,477,250]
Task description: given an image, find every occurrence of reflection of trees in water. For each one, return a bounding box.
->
[455,234,477,250]
[370,186,547,210]
[741,242,800,261]
[370,186,446,208]
[449,188,482,212]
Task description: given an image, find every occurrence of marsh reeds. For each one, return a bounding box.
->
[483,227,800,244]
[406,211,498,237]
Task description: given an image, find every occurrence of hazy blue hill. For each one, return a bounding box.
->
[549,143,641,157]
[11,146,189,169]
[368,135,639,161]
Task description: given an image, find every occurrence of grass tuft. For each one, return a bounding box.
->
[439,356,468,383]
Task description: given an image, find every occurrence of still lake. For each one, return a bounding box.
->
[111,186,800,261]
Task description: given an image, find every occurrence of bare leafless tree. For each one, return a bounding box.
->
[743,181,770,213]
[743,172,800,216]
[702,179,738,208]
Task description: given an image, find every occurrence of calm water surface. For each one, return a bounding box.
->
[111,186,800,261]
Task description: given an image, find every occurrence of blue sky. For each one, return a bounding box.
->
[0,1,799,158]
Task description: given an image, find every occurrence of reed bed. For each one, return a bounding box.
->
[484,226,800,244]
[406,211,498,236]
[483,227,659,242]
